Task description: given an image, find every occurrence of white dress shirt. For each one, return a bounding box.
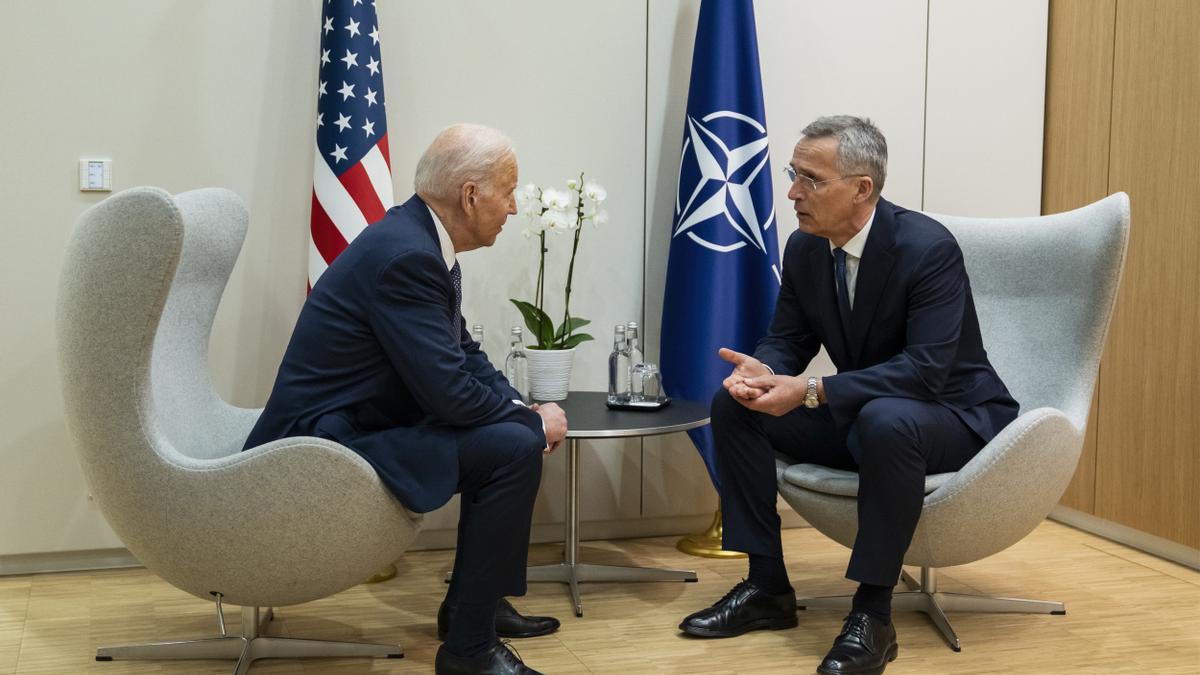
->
[427,205,457,271]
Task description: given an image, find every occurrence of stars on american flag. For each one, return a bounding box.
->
[316,0,387,175]
[309,0,394,290]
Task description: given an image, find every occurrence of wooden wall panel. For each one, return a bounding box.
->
[1095,0,1200,548]
[1042,0,1116,513]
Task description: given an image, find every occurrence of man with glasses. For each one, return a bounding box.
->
[678,116,1018,675]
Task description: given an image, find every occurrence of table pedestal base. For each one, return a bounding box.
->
[527,562,697,617]
[528,438,697,616]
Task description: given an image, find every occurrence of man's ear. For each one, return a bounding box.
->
[854,176,874,203]
[460,181,478,215]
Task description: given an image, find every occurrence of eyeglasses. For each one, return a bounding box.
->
[782,166,861,192]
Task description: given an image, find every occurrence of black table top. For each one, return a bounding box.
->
[538,391,710,439]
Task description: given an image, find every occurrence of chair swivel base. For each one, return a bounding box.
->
[95,606,402,675]
[798,567,1065,652]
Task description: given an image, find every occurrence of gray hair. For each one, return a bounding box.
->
[801,115,887,197]
[414,123,515,202]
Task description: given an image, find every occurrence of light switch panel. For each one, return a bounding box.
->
[79,159,112,192]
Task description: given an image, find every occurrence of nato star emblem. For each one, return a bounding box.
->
[673,111,777,259]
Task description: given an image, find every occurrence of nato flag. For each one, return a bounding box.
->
[660,0,782,488]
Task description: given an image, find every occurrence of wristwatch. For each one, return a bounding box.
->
[804,377,820,409]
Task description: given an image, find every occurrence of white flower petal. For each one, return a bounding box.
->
[583,181,607,203]
[540,187,572,210]
[516,183,540,205]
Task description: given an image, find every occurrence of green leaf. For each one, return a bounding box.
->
[554,316,592,340]
[509,299,555,348]
[558,332,594,349]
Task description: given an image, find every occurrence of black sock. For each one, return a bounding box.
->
[747,554,791,594]
[852,582,893,624]
[443,599,497,657]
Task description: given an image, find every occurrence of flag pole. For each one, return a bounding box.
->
[660,0,781,541]
[676,506,747,559]
[313,0,399,585]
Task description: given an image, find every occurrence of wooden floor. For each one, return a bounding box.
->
[1,521,1197,674]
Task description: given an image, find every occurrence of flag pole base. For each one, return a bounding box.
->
[364,563,397,584]
[676,507,747,559]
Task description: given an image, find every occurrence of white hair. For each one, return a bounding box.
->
[802,115,888,197]
[413,123,515,202]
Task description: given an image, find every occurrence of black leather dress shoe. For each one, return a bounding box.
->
[434,641,543,675]
[816,611,898,675]
[678,580,797,637]
[438,598,561,641]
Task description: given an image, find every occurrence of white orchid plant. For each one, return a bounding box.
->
[511,173,609,350]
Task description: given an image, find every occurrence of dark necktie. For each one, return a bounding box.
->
[450,260,462,331]
[833,247,852,340]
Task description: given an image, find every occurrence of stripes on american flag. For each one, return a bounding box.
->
[309,0,394,288]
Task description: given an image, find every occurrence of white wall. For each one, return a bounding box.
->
[923,0,1048,216]
[1,1,318,557]
[0,0,1046,562]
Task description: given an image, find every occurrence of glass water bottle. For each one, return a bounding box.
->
[626,321,644,399]
[504,326,529,402]
[607,324,631,404]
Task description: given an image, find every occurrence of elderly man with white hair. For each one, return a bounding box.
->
[246,123,566,675]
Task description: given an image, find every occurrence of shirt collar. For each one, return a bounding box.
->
[829,207,876,259]
[426,205,457,271]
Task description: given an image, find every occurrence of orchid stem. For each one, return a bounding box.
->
[559,172,585,348]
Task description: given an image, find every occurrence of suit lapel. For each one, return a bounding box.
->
[809,244,851,366]
[848,199,897,365]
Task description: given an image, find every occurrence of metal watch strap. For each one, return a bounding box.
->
[805,377,819,408]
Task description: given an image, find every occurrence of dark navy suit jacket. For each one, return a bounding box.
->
[754,198,1018,443]
[244,194,545,513]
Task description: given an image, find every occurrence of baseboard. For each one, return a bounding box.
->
[1049,505,1200,571]
[411,511,810,550]
[0,548,142,576]
[0,513,810,575]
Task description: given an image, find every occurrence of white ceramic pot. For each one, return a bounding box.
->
[525,347,576,401]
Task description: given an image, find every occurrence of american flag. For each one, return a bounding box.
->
[309,0,394,287]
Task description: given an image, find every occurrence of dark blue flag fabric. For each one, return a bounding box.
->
[660,0,782,489]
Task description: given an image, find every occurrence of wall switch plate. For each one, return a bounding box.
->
[79,159,112,191]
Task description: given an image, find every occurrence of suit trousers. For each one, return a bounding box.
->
[713,388,984,587]
[441,422,545,605]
